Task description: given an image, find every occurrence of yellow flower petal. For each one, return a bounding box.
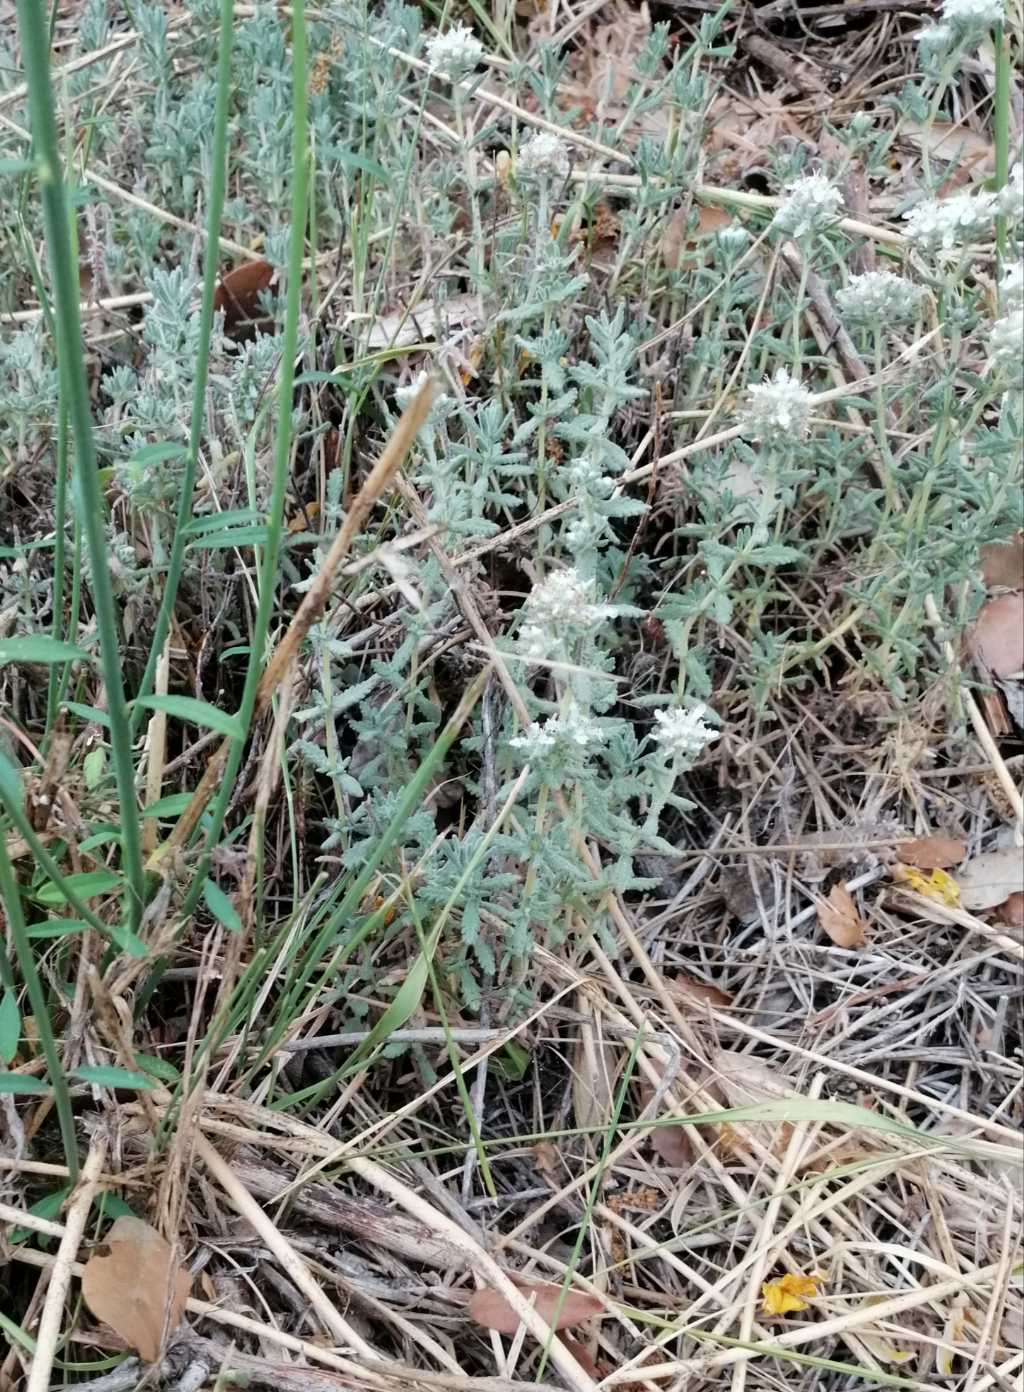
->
[894,864,961,907]
[761,1273,820,1316]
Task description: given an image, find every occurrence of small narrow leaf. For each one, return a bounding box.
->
[125,442,187,467]
[0,1074,51,1095]
[202,878,242,934]
[71,1066,157,1090]
[34,871,122,906]
[132,695,243,741]
[0,990,21,1064]
[0,636,87,665]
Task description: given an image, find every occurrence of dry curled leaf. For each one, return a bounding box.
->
[468,1280,603,1335]
[817,884,866,948]
[664,972,733,1010]
[955,848,1023,912]
[994,891,1024,929]
[81,1216,191,1363]
[897,835,966,870]
[980,533,1024,592]
[214,258,274,335]
[761,1272,821,1316]
[971,592,1024,679]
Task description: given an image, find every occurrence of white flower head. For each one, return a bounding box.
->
[989,313,1023,373]
[395,369,454,427]
[737,367,813,444]
[716,223,750,256]
[848,111,874,139]
[997,163,1023,221]
[1000,261,1024,315]
[772,174,843,239]
[653,704,720,760]
[516,132,570,183]
[510,703,606,759]
[916,22,953,52]
[835,271,925,325]
[517,567,616,660]
[903,190,997,252]
[941,0,1005,29]
[424,23,484,80]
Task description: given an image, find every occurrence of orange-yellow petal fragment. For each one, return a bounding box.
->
[894,864,961,907]
[761,1273,820,1316]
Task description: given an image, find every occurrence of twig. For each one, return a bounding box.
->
[190,1130,380,1361]
[27,1135,107,1392]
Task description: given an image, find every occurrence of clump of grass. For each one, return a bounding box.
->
[0,0,1021,1388]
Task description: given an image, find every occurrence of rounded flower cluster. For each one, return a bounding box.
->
[394,370,454,427]
[835,271,925,326]
[941,0,1005,29]
[424,23,483,80]
[903,191,996,252]
[1000,261,1024,316]
[771,174,843,239]
[509,703,607,758]
[652,704,720,760]
[516,567,616,661]
[516,132,570,183]
[989,313,1023,373]
[737,367,814,444]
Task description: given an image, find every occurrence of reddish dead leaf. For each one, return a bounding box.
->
[558,1335,603,1378]
[994,892,1024,929]
[817,884,866,948]
[897,835,966,870]
[971,592,1024,678]
[81,1217,191,1363]
[214,259,274,334]
[650,1121,693,1167]
[980,533,1024,592]
[468,1280,603,1334]
[660,204,734,268]
[665,972,733,1010]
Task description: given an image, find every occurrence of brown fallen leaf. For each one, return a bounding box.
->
[81,1216,191,1363]
[558,1334,603,1379]
[900,121,994,166]
[214,259,274,335]
[664,972,733,1010]
[817,884,866,948]
[468,1279,603,1335]
[980,533,1024,592]
[971,592,1024,679]
[994,892,1024,929]
[660,203,735,269]
[956,847,1023,912]
[897,835,966,870]
[650,1119,693,1167]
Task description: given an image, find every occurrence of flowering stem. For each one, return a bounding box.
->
[791,250,810,369]
[993,23,1010,259]
[872,328,898,512]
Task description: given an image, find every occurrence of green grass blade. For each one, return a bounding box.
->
[16,0,145,938]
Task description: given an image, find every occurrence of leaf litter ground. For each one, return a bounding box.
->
[1,2,1022,1391]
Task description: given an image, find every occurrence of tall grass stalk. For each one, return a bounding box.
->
[132,0,237,730]
[175,0,309,920]
[0,835,78,1178]
[16,0,145,936]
